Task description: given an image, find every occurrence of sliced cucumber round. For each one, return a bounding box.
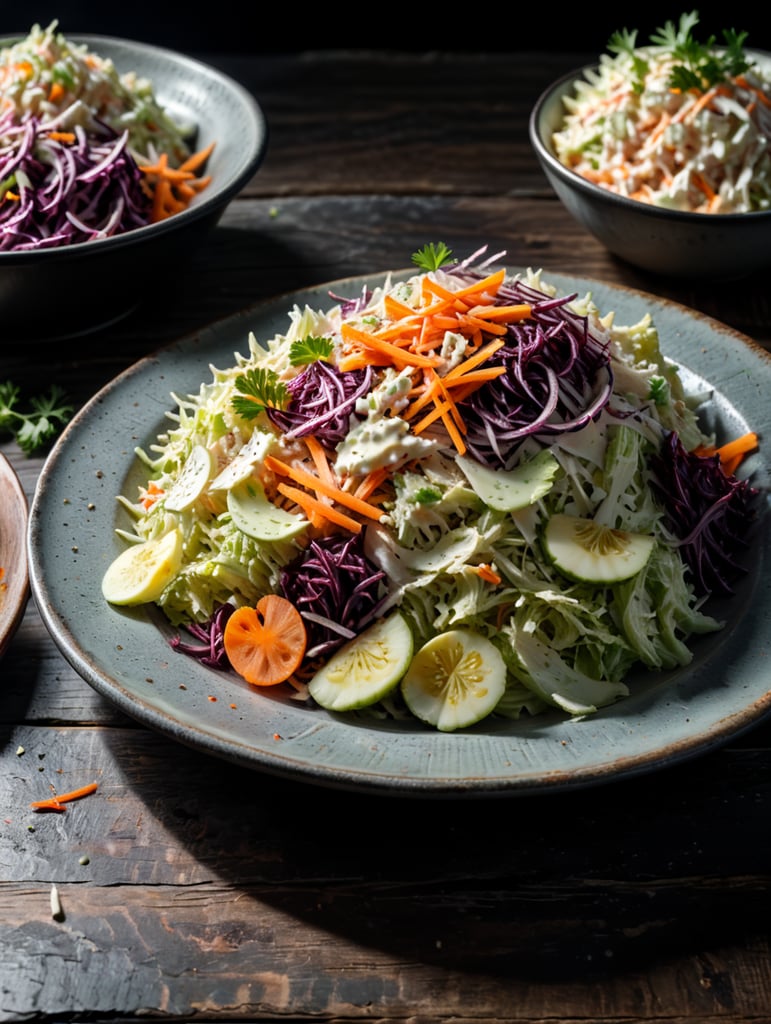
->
[308,612,414,712]
[164,445,215,512]
[227,478,308,542]
[543,513,655,584]
[102,529,184,606]
[400,628,507,732]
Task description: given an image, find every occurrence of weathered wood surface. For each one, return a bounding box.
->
[1,49,770,1023]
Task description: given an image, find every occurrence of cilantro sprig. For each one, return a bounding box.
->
[411,242,455,272]
[231,368,288,421]
[0,380,74,455]
[608,10,753,93]
[289,335,334,366]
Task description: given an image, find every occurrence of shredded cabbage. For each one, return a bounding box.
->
[552,17,771,213]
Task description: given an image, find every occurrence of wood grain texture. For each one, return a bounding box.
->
[2,49,771,1022]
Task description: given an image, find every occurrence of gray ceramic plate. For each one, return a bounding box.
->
[27,272,771,798]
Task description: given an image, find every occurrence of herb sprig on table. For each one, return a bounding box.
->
[0,380,74,455]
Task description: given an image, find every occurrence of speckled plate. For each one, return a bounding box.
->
[27,272,771,797]
[0,452,29,659]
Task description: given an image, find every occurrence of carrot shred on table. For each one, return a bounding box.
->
[30,782,98,812]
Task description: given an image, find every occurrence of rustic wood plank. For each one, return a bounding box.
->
[1,877,770,1020]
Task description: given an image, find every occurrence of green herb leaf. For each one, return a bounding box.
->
[645,10,753,91]
[0,380,73,455]
[411,242,455,272]
[648,376,670,407]
[232,368,289,421]
[289,335,334,366]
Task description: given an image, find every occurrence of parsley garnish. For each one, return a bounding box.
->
[289,335,334,366]
[0,380,74,455]
[411,242,455,272]
[608,10,753,93]
[231,368,289,421]
[648,376,670,406]
[607,28,650,93]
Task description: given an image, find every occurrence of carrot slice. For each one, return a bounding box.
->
[224,595,307,686]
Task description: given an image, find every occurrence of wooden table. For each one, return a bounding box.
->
[2,50,770,1022]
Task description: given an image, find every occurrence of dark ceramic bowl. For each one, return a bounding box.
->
[0,34,268,339]
[529,54,771,279]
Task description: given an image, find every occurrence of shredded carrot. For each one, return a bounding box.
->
[472,564,502,585]
[178,140,216,173]
[265,455,385,522]
[138,141,216,223]
[223,595,307,686]
[353,466,390,502]
[48,81,65,103]
[140,480,165,510]
[465,303,531,323]
[735,76,771,109]
[304,435,337,488]
[693,431,759,476]
[340,322,441,369]
[46,129,75,143]
[31,782,98,812]
[277,481,362,533]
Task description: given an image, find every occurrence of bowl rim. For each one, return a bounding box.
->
[0,32,269,262]
[529,54,771,225]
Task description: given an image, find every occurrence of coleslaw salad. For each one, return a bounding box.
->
[0,22,212,249]
[102,245,762,731]
[551,12,771,213]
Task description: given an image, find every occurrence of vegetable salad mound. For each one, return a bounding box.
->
[102,244,761,732]
[552,11,771,214]
[0,21,213,251]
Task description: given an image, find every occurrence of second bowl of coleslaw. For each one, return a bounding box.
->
[529,18,771,279]
[0,23,268,339]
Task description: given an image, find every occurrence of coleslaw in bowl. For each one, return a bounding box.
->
[0,23,267,338]
[529,12,771,276]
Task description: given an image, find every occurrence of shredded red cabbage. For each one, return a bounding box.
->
[328,285,373,318]
[279,533,387,660]
[455,280,614,470]
[0,111,152,251]
[650,431,760,596]
[267,362,373,447]
[169,602,235,668]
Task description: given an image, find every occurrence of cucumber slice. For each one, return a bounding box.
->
[227,478,308,541]
[164,445,215,512]
[456,448,560,512]
[308,613,414,712]
[543,513,655,584]
[400,628,507,732]
[102,529,184,606]
[210,430,274,491]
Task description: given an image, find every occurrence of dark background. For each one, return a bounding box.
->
[9,4,771,54]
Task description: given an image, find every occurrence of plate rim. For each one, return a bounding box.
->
[26,266,771,797]
[0,451,29,659]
